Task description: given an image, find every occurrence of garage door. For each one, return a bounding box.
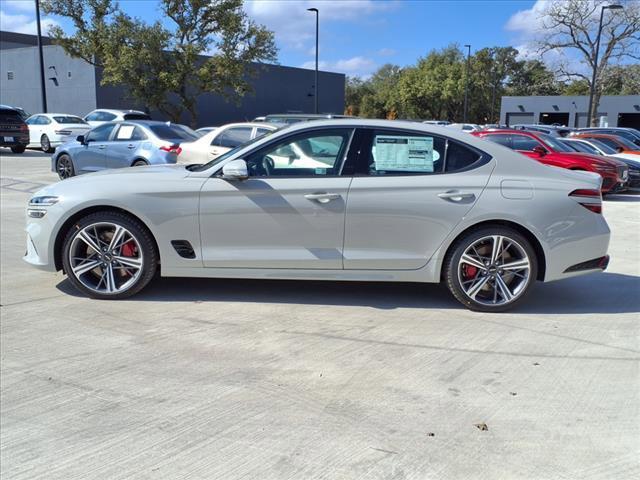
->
[506,113,534,126]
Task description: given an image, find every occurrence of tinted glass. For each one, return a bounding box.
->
[84,112,100,121]
[149,124,194,140]
[53,116,86,124]
[484,134,511,147]
[214,127,253,148]
[445,140,482,172]
[365,131,446,175]
[256,127,272,137]
[40,116,52,125]
[587,139,617,155]
[538,133,573,152]
[512,135,541,151]
[0,110,22,123]
[123,113,152,120]
[245,129,352,177]
[87,123,115,142]
[99,112,117,121]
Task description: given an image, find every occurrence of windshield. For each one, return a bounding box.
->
[53,116,86,124]
[561,140,597,154]
[586,139,617,155]
[539,133,573,152]
[188,128,281,172]
[611,135,638,150]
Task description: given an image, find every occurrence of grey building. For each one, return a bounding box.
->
[0,31,345,127]
[500,95,640,129]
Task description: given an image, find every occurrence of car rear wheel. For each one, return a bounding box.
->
[132,159,148,167]
[41,134,54,153]
[444,227,538,312]
[62,211,158,300]
[10,145,26,154]
[56,154,75,179]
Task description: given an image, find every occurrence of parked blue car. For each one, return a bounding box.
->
[51,120,198,179]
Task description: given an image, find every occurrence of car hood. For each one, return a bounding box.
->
[553,152,626,167]
[33,164,193,197]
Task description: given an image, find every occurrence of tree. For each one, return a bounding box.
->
[536,0,640,126]
[43,0,277,126]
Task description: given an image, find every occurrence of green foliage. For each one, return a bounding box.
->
[346,45,566,123]
[42,0,277,126]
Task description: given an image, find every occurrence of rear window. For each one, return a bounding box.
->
[0,109,23,123]
[149,124,194,140]
[53,116,86,124]
[123,113,152,121]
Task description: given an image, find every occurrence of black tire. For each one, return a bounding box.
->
[56,154,75,179]
[41,134,54,153]
[62,211,159,300]
[132,159,148,167]
[10,145,26,154]
[443,226,538,312]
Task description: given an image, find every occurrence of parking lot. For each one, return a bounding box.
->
[1,150,639,479]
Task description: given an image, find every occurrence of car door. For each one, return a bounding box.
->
[106,124,145,169]
[26,116,42,144]
[511,133,564,168]
[74,123,115,173]
[209,126,253,159]
[343,128,493,270]
[198,127,355,269]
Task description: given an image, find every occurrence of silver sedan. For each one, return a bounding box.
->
[25,119,610,311]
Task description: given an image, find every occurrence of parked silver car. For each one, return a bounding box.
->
[26,119,610,311]
[51,121,192,179]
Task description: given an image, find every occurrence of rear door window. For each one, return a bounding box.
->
[512,134,540,152]
[87,123,116,142]
[213,127,253,148]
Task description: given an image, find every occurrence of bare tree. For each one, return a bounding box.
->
[537,0,640,126]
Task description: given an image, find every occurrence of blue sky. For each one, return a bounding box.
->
[0,0,545,77]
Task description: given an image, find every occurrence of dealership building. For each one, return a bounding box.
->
[0,31,346,127]
[500,95,640,129]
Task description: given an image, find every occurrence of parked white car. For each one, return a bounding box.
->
[25,113,91,152]
[447,123,481,133]
[84,109,151,127]
[560,137,639,163]
[179,122,278,164]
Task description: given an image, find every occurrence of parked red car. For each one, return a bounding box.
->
[472,129,628,193]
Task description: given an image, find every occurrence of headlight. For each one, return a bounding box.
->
[29,196,59,206]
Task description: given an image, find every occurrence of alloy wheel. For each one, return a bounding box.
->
[68,222,144,295]
[41,135,51,152]
[57,156,73,179]
[457,235,531,306]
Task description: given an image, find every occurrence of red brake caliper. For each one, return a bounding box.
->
[463,265,478,280]
[119,241,137,277]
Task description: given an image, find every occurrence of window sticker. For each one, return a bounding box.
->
[373,136,434,172]
[116,125,135,140]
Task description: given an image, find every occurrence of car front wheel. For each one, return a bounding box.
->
[62,211,158,299]
[444,227,538,312]
[56,154,75,179]
[10,145,26,154]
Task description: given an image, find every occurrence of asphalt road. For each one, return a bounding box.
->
[1,149,639,480]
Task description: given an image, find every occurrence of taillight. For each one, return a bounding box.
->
[20,124,28,132]
[55,130,71,135]
[160,144,182,155]
[569,189,602,214]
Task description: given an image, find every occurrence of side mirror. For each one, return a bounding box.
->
[616,146,624,153]
[533,145,547,156]
[76,135,85,144]
[222,159,249,180]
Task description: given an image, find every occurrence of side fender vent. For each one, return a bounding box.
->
[171,240,196,259]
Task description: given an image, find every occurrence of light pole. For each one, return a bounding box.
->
[307,7,319,114]
[587,4,623,127]
[463,44,471,123]
[35,0,47,113]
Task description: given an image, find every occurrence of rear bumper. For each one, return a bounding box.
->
[564,255,609,273]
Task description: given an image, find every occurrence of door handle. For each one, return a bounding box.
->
[304,193,341,204]
[127,144,135,149]
[98,145,107,149]
[438,190,475,202]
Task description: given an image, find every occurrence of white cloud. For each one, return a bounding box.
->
[244,0,395,49]
[0,10,60,35]
[505,0,547,36]
[300,56,376,77]
[2,0,36,13]
[377,48,396,57]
